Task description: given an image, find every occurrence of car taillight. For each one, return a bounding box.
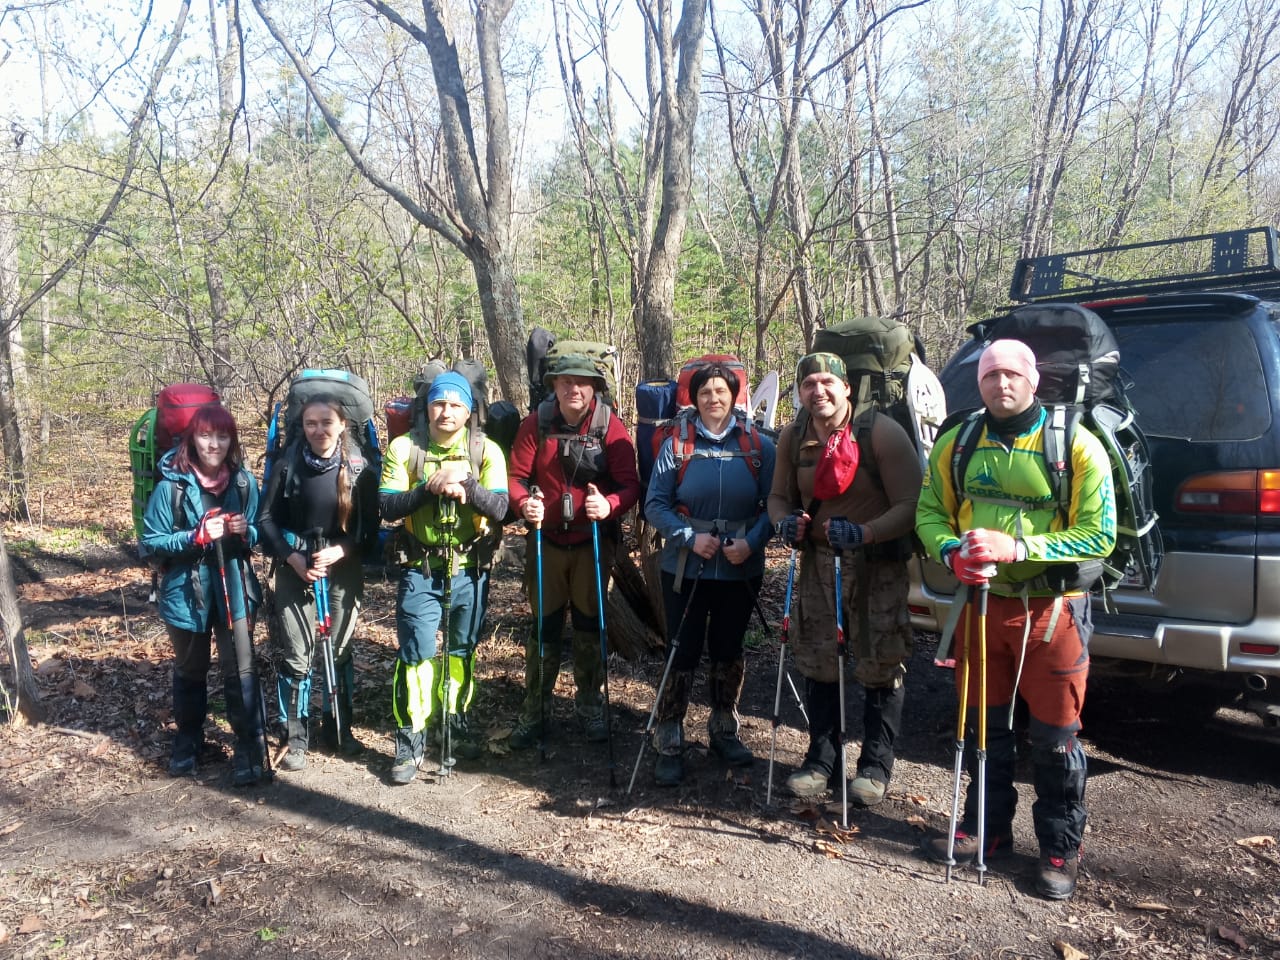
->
[1175,470,1280,514]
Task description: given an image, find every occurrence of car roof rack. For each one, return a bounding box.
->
[1009,227,1280,302]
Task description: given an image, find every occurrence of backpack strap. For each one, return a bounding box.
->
[948,410,988,506]
[1041,404,1078,525]
[672,414,763,485]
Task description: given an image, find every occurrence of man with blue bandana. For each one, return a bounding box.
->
[379,371,509,784]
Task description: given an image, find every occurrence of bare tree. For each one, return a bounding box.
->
[0,0,192,722]
[250,0,529,404]
[554,0,708,381]
[1200,0,1280,199]
[1018,0,1118,260]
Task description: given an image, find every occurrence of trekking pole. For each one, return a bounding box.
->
[745,578,808,727]
[214,530,274,781]
[766,547,798,808]
[531,486,546,764]
[832,533,849,829]
[438,498,459,777]
[627,564,704,795]
[975,581,990,887]
[311,531,340,751]
[590,519,619,788]
[943,594,974,883]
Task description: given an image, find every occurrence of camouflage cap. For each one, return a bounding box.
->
[796,352,849,384]
[544,354,606,391]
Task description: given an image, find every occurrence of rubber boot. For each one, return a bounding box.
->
[652,669,693,786]
[707,658,753,767]
[512,614,562,749]
[278,674,308,772]
[852,684,905,805]
[225,674,266,787]
[572,629,608,743]
[787,679,840,797]
[169,674,207,777]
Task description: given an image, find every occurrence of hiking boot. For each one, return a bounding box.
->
[1035,851,1081,900]
[231,742,266,787]
[849,773,887,807]
[710,734,754,768]
[786,764,831,798]
[389,727,424,786]
[437,715,483,761]
[167,732,202,777]
[654,752,684,787]
[508,719,542,751]
[280,747,307,772]
[922,829,1014,865]
[580,712,609,744]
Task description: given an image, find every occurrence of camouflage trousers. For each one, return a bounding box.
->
[792,549,913,687]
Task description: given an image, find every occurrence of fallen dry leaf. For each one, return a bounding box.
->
[813,818,860,843]
[1131,901,1171,912]
[1053,940,1088,960]
[1217,926,1248,950]
[72,679,97,699]
[1236,835,1276,849]
[0,821,23,837]
[905,815,928,830]
[0,922,8,944]
[89,739,111,758]
[18,915,42,935]
[452,922,471,936]
[813,839,844,859]
[903,793,928,805]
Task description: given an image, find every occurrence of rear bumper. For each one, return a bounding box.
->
[907,555,1280,680]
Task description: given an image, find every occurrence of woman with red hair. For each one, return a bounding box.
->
[142,402,267,786]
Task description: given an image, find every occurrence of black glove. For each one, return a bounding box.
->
[776,511,805,546]
[826,518,864,552]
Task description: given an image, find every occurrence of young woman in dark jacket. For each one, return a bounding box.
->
[259,397,377,770]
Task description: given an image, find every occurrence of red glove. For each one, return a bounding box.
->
[962,528,1018,564]
[192,508,223,547]
[949,547,993,586]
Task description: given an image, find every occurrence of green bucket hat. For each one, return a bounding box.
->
[796,351,849,384]
[544,354,607,391]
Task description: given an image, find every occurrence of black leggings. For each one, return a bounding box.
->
[660,572,761,671]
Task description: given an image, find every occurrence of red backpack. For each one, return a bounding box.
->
[647,354,762,488]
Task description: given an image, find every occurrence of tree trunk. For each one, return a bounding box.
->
[0,525,42,724]
[633,0,708,382]
[472,249,527,405]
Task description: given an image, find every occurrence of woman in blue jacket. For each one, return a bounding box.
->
[644,363,777,786]
[142,402,266,785]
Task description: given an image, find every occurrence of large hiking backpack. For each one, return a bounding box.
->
[130,383,221,548]
[635,354,764,497]
[263,369,382,555]
[948,302,1163,595]
[803,316,947,474]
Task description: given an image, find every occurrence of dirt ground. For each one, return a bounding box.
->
[2,430,1280,960]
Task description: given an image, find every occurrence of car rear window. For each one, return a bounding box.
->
[1111,317,1271,441]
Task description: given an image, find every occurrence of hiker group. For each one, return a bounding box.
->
[135,307,1141,902]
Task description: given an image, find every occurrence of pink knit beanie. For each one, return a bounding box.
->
[977,339,1040,390]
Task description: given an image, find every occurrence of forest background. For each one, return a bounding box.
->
[0,0,1278,713]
